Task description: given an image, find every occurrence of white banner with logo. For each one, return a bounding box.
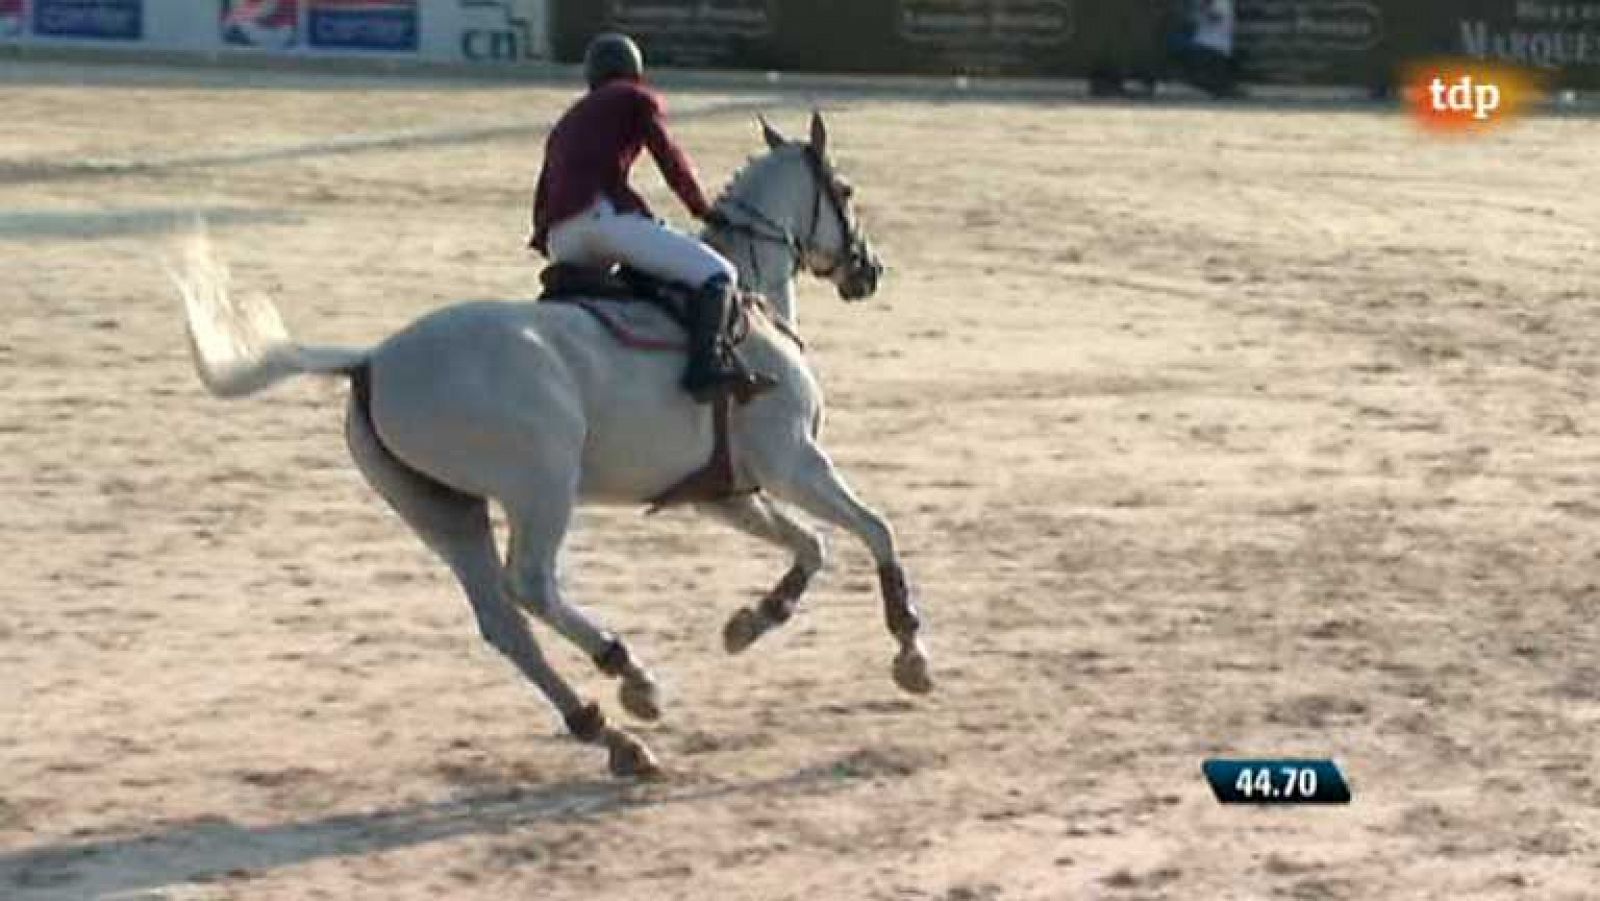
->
[0,0,550,65]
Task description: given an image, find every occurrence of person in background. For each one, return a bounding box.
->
[529,32,771,404]
[1085,4,1163,98]
[1168,0,1244,98]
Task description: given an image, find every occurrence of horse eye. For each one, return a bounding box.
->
[838,181,855,200]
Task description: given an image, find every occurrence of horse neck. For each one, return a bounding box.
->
[736,240,798,326]
[720,158,813,327]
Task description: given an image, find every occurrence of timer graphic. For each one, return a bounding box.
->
[1202,759,1351,805]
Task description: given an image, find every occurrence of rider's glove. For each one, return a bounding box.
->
[701,208,733,231]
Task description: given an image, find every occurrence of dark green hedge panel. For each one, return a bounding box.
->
[550,1,1600,89]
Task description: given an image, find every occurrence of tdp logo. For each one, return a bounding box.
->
[1429,75,1503,120]
[460,0,540,62]
[1404,58,1540,134]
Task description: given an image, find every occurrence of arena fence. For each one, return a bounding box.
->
[1,2,1596,91]
[0,0,551,67]
[548,1,1600,91]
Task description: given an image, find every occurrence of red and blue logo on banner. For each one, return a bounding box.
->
[33,0,141,40]
[221,0,298,49]
[0,0,24,38]
[308,0,416,52]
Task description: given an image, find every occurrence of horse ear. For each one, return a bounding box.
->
[758,114,786,150]
[809,110,828,157]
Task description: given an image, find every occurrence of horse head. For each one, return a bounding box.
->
[770,111,884,302]
[713,111,885,318]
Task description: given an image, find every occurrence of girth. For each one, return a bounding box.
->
[644,394,748,513]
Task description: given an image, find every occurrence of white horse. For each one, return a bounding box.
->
[175,112,930,779]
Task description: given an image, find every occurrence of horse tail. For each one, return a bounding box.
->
[171,224,370,398]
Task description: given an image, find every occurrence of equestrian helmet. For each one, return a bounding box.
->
[584,33,644,88]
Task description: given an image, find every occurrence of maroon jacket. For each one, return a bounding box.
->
[529,77,714,253]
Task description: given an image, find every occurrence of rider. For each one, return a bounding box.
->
[530,32,772,403]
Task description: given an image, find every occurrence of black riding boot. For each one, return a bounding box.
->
[681,276,776,404]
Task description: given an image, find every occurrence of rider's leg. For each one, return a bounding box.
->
[549,198,730,286]
[545,199,612,268]
[582,208,775,403]
[586,203,734,286]
[680,272,765,403]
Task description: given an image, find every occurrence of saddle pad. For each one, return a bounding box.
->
[562,298,688,353]
[548,292,778,355]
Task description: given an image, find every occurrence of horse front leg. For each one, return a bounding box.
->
[699,493,826,653]
[751,441,932,695]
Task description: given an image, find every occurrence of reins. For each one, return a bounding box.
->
[715,197,800,290]
[800,146,867,281]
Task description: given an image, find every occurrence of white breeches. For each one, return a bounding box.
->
[547,197,736,289]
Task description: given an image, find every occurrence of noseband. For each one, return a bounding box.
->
[799,148,869,279]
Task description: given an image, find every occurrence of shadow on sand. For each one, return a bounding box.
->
[0,206,297,242]
[0,96,796,189]
[0,760,860,899]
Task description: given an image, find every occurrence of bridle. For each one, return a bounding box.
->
[708,146,869,288]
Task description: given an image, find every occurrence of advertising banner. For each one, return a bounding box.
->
[0,0,24,39]
[307,0,418,52]
[1235,0,1388,84]
[221,0,298,49]
[861,0,1088,76]
[3,0,1596,91]
[1370,0,1600,89]
[33,0,141,40]
[551,0,1089,76]
[552,0,775,68]
[551,0,1600,88]
[4,0,551,60]
[459,0,546,62]
[896,0,1076,73]
[618,0,772,66]
[1448,0,1600,78]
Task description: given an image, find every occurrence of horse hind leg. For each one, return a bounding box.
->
[750,439,932,695]
[698,493,826,654]
[343,393,659,779]
[497,466,666,727]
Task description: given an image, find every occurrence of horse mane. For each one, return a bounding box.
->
[714,144,804,207]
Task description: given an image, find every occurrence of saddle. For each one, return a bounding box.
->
[538,262,800,351]
[536,262,758,513]
[538,263,694,332]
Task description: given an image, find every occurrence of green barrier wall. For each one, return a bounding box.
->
[550,1,1600,89]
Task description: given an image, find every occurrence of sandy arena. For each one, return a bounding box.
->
[2,63,1598,899]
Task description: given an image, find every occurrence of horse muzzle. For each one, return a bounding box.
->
[837,251,883,302]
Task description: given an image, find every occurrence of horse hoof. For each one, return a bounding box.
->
[723,607,763,655]
[605,729,664,781]
[892,647,933,695]
[619,674,662,722]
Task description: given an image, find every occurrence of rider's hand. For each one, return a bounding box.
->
[701,208,733,231]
